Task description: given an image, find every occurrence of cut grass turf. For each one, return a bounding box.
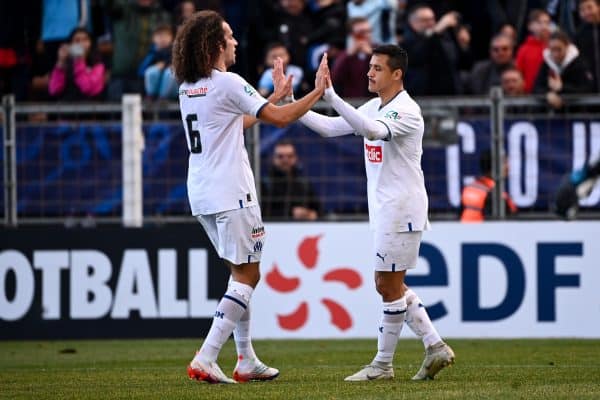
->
[1,339,598,400]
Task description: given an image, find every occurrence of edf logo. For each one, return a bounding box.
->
[411,242,583,322]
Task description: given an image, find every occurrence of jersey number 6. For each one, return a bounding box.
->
[185,114,202,153]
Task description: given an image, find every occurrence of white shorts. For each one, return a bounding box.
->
[196,205,266,265]
[373,231,422,272]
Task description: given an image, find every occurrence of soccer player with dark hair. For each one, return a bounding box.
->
[296,44,455,381]
[172,10,330,384]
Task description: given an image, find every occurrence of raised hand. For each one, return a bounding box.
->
[272,56,293,102]
[435,11,459,33]
[315,52,330,92]
[548,74,563,92]
[57,44,69,67]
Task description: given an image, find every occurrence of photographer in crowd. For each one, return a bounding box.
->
[48,27,106,100]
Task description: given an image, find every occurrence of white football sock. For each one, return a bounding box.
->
[196,281,254,363]
[405,288,442,348]
[233,303,258,365]
[373,296,406,367]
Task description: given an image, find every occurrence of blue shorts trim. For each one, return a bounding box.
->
[383,309,407,315]
[223,294,247,309]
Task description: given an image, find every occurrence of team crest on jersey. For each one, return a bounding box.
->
[244,84,257,96]
[180,87,208,97]
[365,144,383,163]
[251,226,265,239]
[384,110,401,120]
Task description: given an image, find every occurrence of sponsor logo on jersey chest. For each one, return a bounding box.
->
[365,144,383,163]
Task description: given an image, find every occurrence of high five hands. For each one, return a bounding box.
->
[315,53,331,94]
[272,53,332,101]
[271,57,293,102]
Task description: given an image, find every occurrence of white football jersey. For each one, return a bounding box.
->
[178,69,268,215]
[358,90,430,233]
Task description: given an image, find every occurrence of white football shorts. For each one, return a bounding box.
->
[373,231,422,272]
[196,205,266,265]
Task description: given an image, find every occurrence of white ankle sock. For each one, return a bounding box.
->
[373,296,406,366]
[405,288,442,348]
[196,281,254,363]
[234,304,258,364]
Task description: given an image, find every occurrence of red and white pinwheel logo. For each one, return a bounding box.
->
[265,235,362,331]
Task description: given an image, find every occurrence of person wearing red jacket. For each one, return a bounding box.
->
[515,9,552,93]
[48,28,105,100]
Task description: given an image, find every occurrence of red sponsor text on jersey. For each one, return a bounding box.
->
[365,144,383,163]
[183,87,209,97]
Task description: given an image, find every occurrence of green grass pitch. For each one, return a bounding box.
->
[1,338,598,399]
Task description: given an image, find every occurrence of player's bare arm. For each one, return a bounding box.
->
[256,54,329,128]
[243,57,293,129]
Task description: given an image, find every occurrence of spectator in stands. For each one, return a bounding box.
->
[460,149,517,222]
[347,0,397,45]
[403,5,471,95]
[104,0,171,101]
[501,67,526,96]
[546,0,579,38]
[0,2,36,101]
[304,0,346,74]
[499,23,518,45]
[258,43,303,98]
[175,0,197,26]
[466,34,515,94]
[27,0,88,102]
[262,139,321,220]
[40,0,92,74]
[483,0,550,44]
[403,1,478,59]
[48,28,106,100]
[515,9,552,93]
[138,25,178,100]
[405,0,458,21]
[271,0,313,73]
[307,0,346,49]
[331,17,373,98]
[533,31,594,109]
[575,0,600,92]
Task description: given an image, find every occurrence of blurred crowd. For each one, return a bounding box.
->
[0,0,599,107]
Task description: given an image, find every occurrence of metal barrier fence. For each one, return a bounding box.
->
[1,92,599,226]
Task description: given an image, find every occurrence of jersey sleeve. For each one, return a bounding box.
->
[323,87,389,140]
[299,111,355,137]
[375,108,424,138]
[223,73,269,117]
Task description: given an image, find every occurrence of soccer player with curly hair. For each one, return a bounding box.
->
[173,10,330,384]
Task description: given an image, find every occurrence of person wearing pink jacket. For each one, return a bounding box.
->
[49,28,105,100]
